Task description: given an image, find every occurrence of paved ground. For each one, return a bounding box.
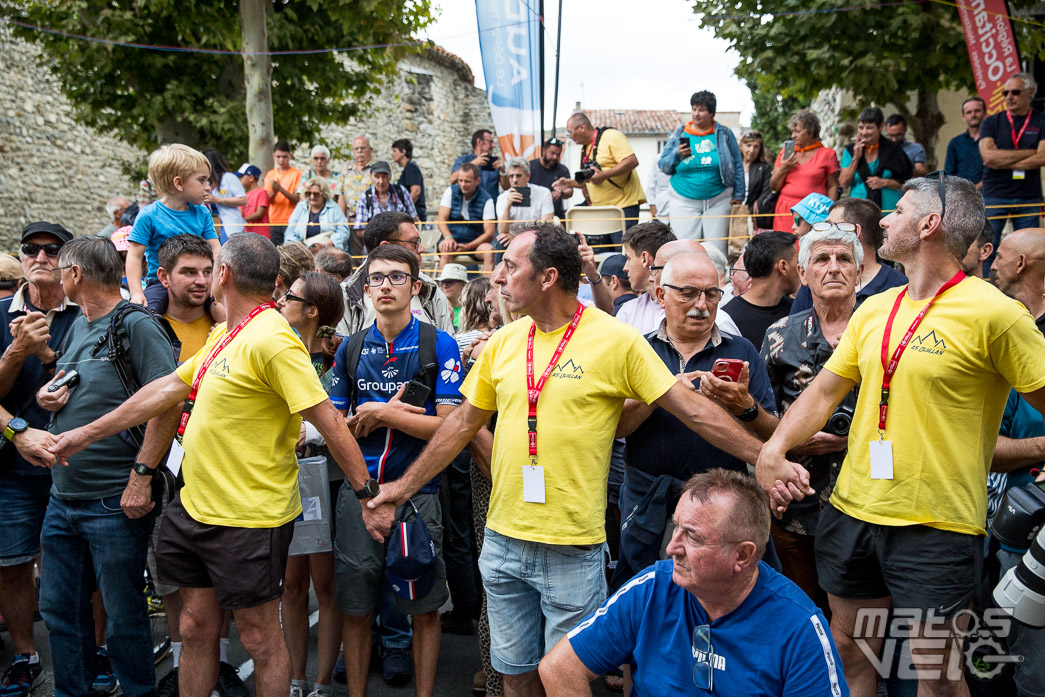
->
[2,594,616,697]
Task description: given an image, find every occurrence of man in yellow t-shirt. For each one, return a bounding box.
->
[556,112,646,235]
[368,222,768,694]
[758,176,1045,697]
[156,234,215,362]
[50,234,386,697]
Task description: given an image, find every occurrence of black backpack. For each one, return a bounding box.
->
[342,321,438,414]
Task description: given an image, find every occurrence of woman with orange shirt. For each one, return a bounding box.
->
[769,110,840,232]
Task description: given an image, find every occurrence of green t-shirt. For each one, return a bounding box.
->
[671,132,725,201]
[50,301,177,500]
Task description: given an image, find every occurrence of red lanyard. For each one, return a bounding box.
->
[877,272,964,432]
[1007,110,1031,147]
[526,303,585,460]
[582,130,598,168]
[177,302,274,440]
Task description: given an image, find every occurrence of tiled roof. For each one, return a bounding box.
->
[425,44,475,85]
[579,109,685,135]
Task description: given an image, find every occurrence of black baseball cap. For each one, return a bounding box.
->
[21,221,73,244]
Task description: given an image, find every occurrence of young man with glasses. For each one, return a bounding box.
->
[0,222,80,697]
[539,468,846,697]
[610,251,777,587]
[336,211,455,342]
[979,72,1045,273]
[329,243,462,697]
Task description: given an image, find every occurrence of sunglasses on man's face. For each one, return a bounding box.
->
[21,243,62,258]
[1003,89,1023,97]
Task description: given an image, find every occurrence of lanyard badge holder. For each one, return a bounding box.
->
[522,303,584,503]
[872,272,964,479]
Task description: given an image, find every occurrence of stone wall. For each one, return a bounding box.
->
[0,24,491,248]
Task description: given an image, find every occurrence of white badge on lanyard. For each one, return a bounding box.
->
[868,440,894,480]
[1013,170,1027,180]
[522,465,546,503]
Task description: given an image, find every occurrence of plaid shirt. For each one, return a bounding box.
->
[338,164,372,217]
[353,184,418,230]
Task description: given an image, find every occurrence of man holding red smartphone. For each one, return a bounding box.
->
[611,251,777,588]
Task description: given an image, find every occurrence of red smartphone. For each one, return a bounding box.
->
[711,359,744,382]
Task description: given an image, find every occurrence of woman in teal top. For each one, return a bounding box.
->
[839,106,913,212]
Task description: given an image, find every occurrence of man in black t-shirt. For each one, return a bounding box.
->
[393,138,427,222]
[528,137,572,219]
[721,231,800,350]
[979,72,1045,274]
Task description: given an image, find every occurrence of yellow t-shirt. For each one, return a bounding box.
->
[586,128,646,208]
[175,309,329,527]
[461,307,676,544]
[164,313,214,363]
[824,277,1045,535]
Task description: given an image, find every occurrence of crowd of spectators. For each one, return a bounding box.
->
[5,78,1045,697]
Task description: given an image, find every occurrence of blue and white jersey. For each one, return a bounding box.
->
[569,560,848,697]
[331,317,462,492]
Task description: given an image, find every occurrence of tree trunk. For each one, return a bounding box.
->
[240,0,274,173]
[911,87,945,170]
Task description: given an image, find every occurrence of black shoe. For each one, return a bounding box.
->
[381,647,412,687]
[332,653,346,684]
[157,668,179,697]
[215,662,249,697]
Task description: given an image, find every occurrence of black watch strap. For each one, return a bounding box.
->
[132,462,157,477]
[354,478,380,499]
[737,403,759,422]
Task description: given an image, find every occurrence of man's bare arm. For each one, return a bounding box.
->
[539,636,598,697]
[992,434,1045,472]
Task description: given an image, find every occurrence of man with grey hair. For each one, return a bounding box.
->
[760,224,862,611]
[50,233,387,697]
[495,156,554,253]
[979,71,1045,273]
[99,196,132,236]
[35,236,179,697]
[759,174,1045,697]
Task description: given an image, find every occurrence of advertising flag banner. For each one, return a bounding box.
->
[956,0,1021,115]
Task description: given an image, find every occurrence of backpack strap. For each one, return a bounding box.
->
[414,321,439,397]
[344,327,369,414]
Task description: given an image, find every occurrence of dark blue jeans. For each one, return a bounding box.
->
[982,196,1043,275]
[40,494,157,697]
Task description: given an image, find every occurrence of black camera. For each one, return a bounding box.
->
[990,480,1045,551]
[824,402,854,436]
[574,164,600,184]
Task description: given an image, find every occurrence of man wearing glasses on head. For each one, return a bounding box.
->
[0,221,80,697]
[336,211,455,337]
[539,468,848,697]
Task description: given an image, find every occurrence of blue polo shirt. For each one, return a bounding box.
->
[330,317,462,492]
[569,560,848,697]
[944,131,984,185]
[624,323,775,480]
[0,290,80,478]
[790,263,907,316]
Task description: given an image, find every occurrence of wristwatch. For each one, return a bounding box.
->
[737,403,759,422]
[588,273,603,286]
[354,478,381,500]
[132,462,157,477]
[3,417,27,442]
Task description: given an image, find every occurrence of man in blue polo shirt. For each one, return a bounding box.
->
[0,221,80,697]
[329,243,462,697]
[611,251,776,588]
[944,97,986,188]
[539,468,848,697]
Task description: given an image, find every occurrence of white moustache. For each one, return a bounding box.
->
[687,309,710,319]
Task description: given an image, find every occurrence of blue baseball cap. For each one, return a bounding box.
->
[385,502,437,600]
[790,193,833,225]
[598,253,628,280]
[235,163,263,180]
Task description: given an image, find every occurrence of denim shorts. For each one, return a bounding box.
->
[478,528,607,675]
[0,475,52,566]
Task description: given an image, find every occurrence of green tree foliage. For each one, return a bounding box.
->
[694,0,975,164]
[0,0,434,162]
[747,82,804,157]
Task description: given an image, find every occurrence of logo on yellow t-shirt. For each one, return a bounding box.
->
[553,359,584,379]
[212,357,231,377]
[911,329,947,356]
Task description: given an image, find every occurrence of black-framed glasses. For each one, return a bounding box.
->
[649,264,665,272]
[21,242,62,258]
[305,191,324,198]
[728,266,747,277]
[692,624,714,691]
[810,222,858,234]
[663,284,723,303]
[282,291,311,305]
[49,265,73,276]
[389,237,422,250]
[367,271,416,287]
[926,169,947,223]
[1003,89,1023,97]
